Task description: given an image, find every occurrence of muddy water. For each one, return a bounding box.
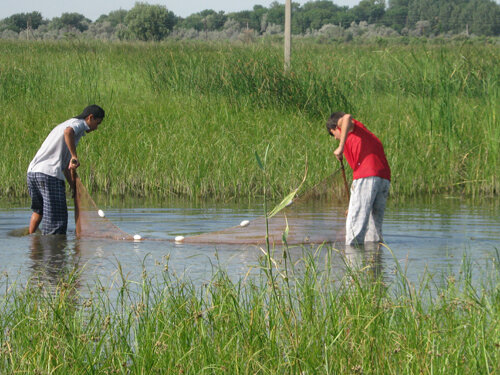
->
[0,198,498,290]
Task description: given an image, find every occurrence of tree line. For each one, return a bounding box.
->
[1,0,499,41]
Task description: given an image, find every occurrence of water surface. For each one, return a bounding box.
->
[1,198,498,290]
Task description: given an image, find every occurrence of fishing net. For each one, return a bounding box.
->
[181,170,347,245]
[73,168,349,245]
[74,176,134,241]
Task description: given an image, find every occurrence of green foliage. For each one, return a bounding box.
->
[227,9,263,31]
[1,0,500,38]
[0,250,498,373]
[294,0,345,33]
[382,4,408,32]
[0,12,44,32]
[49,12,90,32]
[125,2,177,41]
[405,0,500,36]
[178,13,205,31]
[95,9,128,27]
[266,1,286,27]
[352,0,386,24]
[179,9,227,32]
[0,40,498,199]
[202,10,227,31]
[145,46,351,119]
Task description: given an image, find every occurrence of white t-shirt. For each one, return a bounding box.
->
[28,118,90,181]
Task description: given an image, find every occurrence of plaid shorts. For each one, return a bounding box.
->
[27,172,68,235]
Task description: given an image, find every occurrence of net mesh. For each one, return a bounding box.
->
[181,171,347,245]
[74,176,134,240]
[74,168,348,245]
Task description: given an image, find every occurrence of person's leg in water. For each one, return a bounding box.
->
[364,178,390,243]
[42,176,68,235]
[29,212,42,234]
[345,177,381,246]
[27,172,43,234]
[27,173,67,235]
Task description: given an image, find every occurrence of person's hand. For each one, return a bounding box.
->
[345,209,349,217]
[69,158,80,170]
[333,146,344,161]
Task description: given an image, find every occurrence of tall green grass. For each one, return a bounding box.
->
[1,247,498,373]
[0,40,498,199]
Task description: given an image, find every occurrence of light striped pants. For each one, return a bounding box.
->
[345,176,390,246]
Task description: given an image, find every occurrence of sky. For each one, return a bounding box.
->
[1,0,362,21]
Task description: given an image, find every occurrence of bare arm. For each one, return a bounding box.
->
[64,127,80,169]
[63,127,79,197]
[334,114,354,161]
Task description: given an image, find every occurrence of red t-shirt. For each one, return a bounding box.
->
[344,119,391,181]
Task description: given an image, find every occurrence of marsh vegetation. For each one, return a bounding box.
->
[0,40,498,200]
[1,247,499,374]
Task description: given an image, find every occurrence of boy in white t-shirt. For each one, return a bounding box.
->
[27,105,105,234]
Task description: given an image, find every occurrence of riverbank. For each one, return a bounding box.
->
[1,40,498,199]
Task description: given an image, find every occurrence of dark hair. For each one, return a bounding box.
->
[75,105,105,120]
[326,112,345,134]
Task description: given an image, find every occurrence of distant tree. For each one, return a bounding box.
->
[179,13,204,31]
[404,0,500,36]
[202,10,227,31]
[383,0,409,32]
[0,12,44,32]
[177,9,226,31]
[96,9,128,27]
[468,0,500,35]
[349,0,386,24]
[266,1,286,26]
[252,5,268,33]
[2,0,498,40]
[86,20,116,40]
[227,10,256,30]
[115,23,131,40]
[125,2,177,41]
[50,13,90,32]
[296,1,345,32]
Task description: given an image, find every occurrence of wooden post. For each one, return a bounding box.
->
[284,0,291,71]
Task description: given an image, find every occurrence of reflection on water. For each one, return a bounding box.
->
[30,235,69,284]
[0,198,498,291]
[344,243,383,280]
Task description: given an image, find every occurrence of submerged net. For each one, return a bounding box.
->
[74,176,134,241]
[182,170,347,245]
[74,167,349,245]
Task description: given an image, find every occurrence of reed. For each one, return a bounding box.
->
[0,247,498,374]
[0,40,498,199]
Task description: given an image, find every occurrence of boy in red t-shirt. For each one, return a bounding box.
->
[326,112,391,246]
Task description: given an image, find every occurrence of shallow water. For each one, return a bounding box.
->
[0,197,499,290]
